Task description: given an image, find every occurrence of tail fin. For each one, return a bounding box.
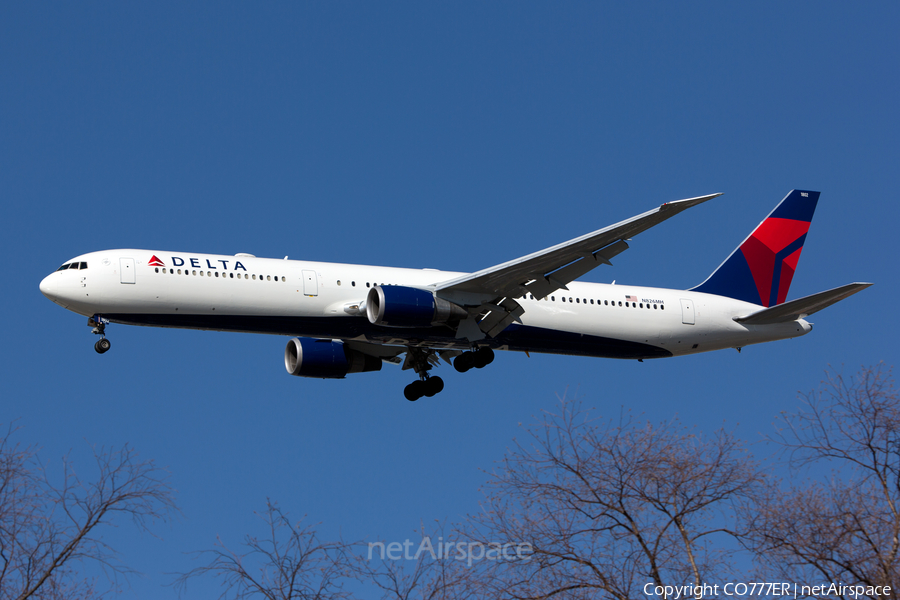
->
[691,190,820,307]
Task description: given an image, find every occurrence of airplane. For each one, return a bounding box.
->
[40,190,870,401]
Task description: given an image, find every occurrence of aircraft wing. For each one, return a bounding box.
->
[345,339,407,363]
[433,192,721,339]
[734,282,872,325]
[434,193,720,303]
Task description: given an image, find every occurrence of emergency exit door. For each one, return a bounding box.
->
[302,270,318,296]
[680,298,695,325]
[120,258,135,284]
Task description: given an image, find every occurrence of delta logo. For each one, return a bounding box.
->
[155,254,249,271]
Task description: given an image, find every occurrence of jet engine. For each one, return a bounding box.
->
[284,338,382,379]
[366,285,467,328]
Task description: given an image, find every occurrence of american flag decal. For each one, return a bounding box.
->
[625,295,637,302]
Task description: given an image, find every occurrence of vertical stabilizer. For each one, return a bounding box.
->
[691,190,820,307]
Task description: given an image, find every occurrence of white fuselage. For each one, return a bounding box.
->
[39,249,811,360]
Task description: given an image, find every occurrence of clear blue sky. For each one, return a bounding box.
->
[2,3,897,598]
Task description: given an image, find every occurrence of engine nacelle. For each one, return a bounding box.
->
[366,285,467,328]
[284,338,382,379]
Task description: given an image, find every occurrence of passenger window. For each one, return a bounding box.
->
[192,270,197,276]
[618,301,622,306]
[661,305,665,310]
[639,303,643,308]
[576,298,580,303]
[281,276,285,282]
[551,296,555,301]
[155,267,159,273]
[252,274,256,280]
[336,280,340,285]
[653,304,657,309]
[267,275,271,281]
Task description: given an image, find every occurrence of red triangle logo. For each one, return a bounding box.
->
[148,255,165,267]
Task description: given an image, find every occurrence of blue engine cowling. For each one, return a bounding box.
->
[366,285,467,328]
[284,338,382,379]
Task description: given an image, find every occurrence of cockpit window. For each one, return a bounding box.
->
[56,262,88,271]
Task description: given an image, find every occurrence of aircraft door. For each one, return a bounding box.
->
[680,298,695,325]
[302,270,318,296]
[120,258,136,284]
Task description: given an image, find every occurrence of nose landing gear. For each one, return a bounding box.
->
[88,315,111,354]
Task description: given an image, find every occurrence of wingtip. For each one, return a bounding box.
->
[661,192,723,211]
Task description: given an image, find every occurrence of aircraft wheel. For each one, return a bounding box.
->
[473,347,494,368]
[94,338,111,354]
[454,353,474,373]
[404,380,425,401]
[424,376,444,397]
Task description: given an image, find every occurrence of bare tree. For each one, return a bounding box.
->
[181,504,482,600]
[457,398,763,600]
[744,364,899,598]
[177,499,356,600]
[0,425,177,600]
[353,522,477,600]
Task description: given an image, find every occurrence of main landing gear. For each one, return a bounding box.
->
[404,376,444,402]
[453,347,494,372]
[88,315,111,354]
[401,346,495,401]
[402,346,445,402]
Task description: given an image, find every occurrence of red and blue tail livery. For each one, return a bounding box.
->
[691,190,819,307]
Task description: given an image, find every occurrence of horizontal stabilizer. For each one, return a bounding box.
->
[734,282,872,325]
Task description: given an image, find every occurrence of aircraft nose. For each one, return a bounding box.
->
[40,273,66,306]
[40,273,54,297]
